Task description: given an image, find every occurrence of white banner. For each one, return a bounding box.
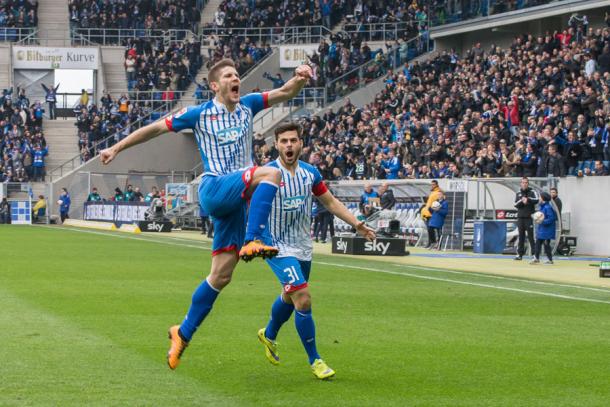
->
[13,46,99,70]
[279,44,319,68]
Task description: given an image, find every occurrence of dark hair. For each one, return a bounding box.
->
[550,187,558,192]
[274,122,302,140]
[522,176,529,181]
[208,59,236,84]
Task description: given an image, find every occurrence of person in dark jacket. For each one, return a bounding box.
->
[540,144,567,177]
[514,177,539,260]
[378,182,396,210]
[531,192,557,265]
[518,143,538,177]
[0,197,10,224]
[550,187,562,214]
[58,188,71,223]
[427,193,448,249]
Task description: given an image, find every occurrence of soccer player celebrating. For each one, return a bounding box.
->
[100,59,313,369]
[257,123,376,379]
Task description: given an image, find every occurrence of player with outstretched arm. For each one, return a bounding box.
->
[100,59,313,369]
[257,122,376,379]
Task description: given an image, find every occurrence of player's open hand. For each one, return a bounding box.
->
[295,64,313,81]
[100,147,117,165]
[356,221,376,241]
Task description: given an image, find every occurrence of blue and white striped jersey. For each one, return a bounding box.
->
[266,159,328,261]
[165,93,269,176]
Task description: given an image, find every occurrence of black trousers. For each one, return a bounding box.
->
[427,226,438,244]
[517,217,535,256]
[535,238,553,261]
[316,212,332,242]
[60,212,69,223]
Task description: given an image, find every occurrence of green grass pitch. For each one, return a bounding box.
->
[2,226,610,406]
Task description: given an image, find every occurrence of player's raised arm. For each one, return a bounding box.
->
[266,64,312,106]
[317,190,376,241]
[100,119,169,165]
[100,103,202,165]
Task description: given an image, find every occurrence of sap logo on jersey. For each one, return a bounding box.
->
[364,240,390,255]
[336,239,348,253]
[216,127,242,146]
[283,195,306,211]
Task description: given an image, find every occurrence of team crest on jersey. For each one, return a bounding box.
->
[283,195,306,211]
[174,107,187,118]
[216,126,242,146]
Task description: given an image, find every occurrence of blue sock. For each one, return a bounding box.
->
[264,295,295,341]
[245,181,278,242]
[179,278,220,341]
[294,308,320,364]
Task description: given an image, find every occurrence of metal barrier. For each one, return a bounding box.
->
[341,22,425,43]
[200,26,332,45]
[0,27,36,42]
[72,28,198,46]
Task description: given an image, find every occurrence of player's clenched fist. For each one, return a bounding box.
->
[295,64,313,81]
[100,147,117,165]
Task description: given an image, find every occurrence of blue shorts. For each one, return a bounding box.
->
[199,168,256,255]
[266,256,312,293]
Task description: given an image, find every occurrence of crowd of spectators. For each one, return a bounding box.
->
[75,92,156,163]
[124,37,202,96]
[206,34,272,75]
[68,0,200,32]
[0,88,47,183]
[256,19,610,179]
[0,0,38,28]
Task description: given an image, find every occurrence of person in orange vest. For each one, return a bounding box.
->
[421,180,443,221]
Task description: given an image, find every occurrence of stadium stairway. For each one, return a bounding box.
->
[102,47,129,99]
[0,44,10,90]
[201,0,225,26]
[44,119,80,171]
[37,0,71,46]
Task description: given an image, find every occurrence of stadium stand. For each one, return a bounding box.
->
[263,18,610,180]
[0,87,46,182]
[68,0,201,32]
[0,0,38,28]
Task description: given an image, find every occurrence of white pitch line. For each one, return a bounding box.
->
[38,226,610,304]
[390,263,610,294]
[37,225,212,251]
[318,261,610,305]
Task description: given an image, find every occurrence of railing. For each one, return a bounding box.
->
[48,102,176,182]
[325,34,433,104]
[16,29,95,47]
[430,0,569,26]
[252,87,326,130]
[200,26,332,45]
[341,22,426,43]
[72,28,198,46]
[0,27,37,42]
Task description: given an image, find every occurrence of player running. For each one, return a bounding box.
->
[99,59,313,369]
[257,123,376,379]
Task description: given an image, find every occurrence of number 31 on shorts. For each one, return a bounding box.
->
[283,266,298,284]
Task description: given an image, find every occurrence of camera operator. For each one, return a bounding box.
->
[514,177,539,260]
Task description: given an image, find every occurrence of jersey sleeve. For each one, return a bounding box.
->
[165,105,202,132]
[310,166,328,196]
[240,92,270,117]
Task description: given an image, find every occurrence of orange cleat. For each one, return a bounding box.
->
[239,240,279,262]
[167,325,189,370]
